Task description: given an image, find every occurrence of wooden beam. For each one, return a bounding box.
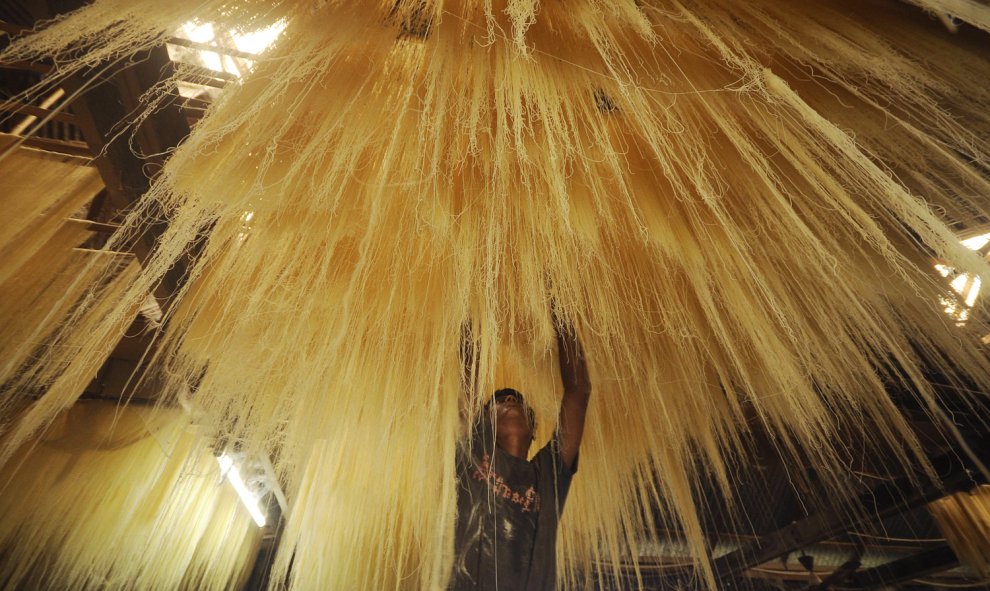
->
[176,68,230,89]
[844,545,958,589]
[0,100,77,123]
[67,217,120,233]
[811,557,862,590]
[57,52,192,296]
[18,135,90,157]
[704,441,988,582]
[20,0,199,409]
[0,60,53,74]
[181,95,212,111]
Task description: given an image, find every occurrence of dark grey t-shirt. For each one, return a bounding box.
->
[450,421,576,590]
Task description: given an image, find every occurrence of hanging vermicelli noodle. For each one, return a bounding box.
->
[930,486,990,579]
[0,135,102,283]
[2,1,990,589]
[905,0,990,32]
[0,138,127,421]
[0,402,261,590]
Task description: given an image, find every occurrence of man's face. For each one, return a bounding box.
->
[492,389,534,439]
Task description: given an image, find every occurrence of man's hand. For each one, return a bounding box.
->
[555,322,591,471]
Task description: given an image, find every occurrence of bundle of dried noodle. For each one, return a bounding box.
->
[2,1,990,589]
[0,401,261,590]
[930,486,990,579]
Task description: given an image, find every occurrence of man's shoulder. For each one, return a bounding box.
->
[531,434,576,475]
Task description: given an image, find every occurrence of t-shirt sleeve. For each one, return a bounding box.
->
[533,432,576,509]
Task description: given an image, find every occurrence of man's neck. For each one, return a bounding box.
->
[496,433,530,459]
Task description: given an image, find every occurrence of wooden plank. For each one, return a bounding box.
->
[19,135,91,157]
[0,60,53,73]
[0,100,77,123]
[67,217,120,233]
[176,68,230,89]
[51,45,194,298]
[705,441,988,582]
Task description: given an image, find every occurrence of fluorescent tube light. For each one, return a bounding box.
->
[217,454,267,527]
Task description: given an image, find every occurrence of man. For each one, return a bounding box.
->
[451,323,592,590]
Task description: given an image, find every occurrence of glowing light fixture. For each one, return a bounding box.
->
[961,235,990,251]
[932,232,990,322]
[232,20,287,55]
[173,19,286,83]
[217,453,267,527]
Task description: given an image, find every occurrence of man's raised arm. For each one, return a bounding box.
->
[555,323,591,470]
[459,321,482,423]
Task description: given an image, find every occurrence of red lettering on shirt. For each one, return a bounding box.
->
[471,453,540,512]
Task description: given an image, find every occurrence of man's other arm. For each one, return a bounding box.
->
[555,323,591,471]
